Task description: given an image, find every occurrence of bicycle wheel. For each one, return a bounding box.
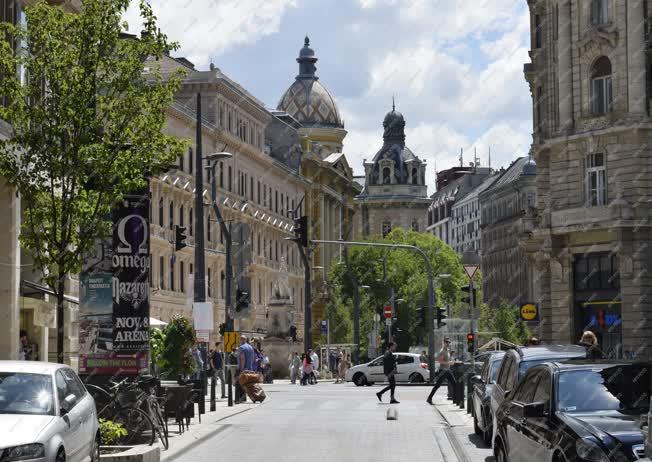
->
[149,399,169,449]
[111,407,156,446]
[86,384,114,419]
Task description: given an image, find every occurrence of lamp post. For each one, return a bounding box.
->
[462,249,481,368]
[205,152,234,331]
[354,284,370,364]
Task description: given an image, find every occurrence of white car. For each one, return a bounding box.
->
[0,361,99,462]
[345,353,429,386]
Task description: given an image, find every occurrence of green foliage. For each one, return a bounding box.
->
[478,299,532,346]
[0,0,186,354]
[99,418,127,446]
[328,229,465,353]
[157,316,195,379]
[149,327,166,370]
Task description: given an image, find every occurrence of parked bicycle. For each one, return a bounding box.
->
[86,376,168,449]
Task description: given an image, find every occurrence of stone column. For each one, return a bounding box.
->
[0,178,20,360]
[558,0,573,130]
[627,0,646,115]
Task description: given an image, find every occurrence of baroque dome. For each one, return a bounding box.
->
[277,37,343,128]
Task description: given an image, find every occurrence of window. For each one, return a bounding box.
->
[207,267,212,298]
[170,258,175,291]
[412,168,418,185]
[178,152,184,171]
[258,234,261,256]
[159,256,164,289]
[275,190,278,214]
[264,185,268,208]
[250,177,254,201]
[189,208,193,236]
[590,0,608,26]
[219,162,224,188]
[497,355,515,391]
[158,198,164,227]
[382,167,391,184]
[382,221,392,237]
[534,14,542,48]
[257,181,261,204]
[169,201,174,229]
[180,261,185,293]
[281,193,285,216]
[179,205,184,227]
[396,355,414,365]
[591,56,612,115]
[207,211,211,241]
[228,166,232,191]
[536,86,544,132]
[189,147,193,174]
[585,153,606,206]
[532,370,551,406]
[513,370,541,403]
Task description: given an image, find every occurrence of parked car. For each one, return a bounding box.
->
[345,353,429,386]
[0,361,99,462]
[471,351,506,445]
[493,360,650,462]
[489,345,587,447]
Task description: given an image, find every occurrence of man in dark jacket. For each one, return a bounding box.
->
[376,342,399,404]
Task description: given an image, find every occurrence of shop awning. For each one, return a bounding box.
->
[21,280,79,304]
[150,317,167,327]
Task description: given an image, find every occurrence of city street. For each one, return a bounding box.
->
[163,381,492,462]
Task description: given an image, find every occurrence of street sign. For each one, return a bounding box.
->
[463,264,479,279]
[223,331,240,353]
[320,319,328,334]
[385,318,392,326]
[196,330,210,342]
[383,305,393,319]
[520,303,538,321]
[373,313,381,323]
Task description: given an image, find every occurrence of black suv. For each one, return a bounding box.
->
[489,345,587,447]
[494,360,651,462]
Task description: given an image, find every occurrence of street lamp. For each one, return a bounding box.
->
[205,152,234,330]
[461,248,481,368]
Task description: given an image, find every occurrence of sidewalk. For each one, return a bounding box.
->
[160,390,261,462]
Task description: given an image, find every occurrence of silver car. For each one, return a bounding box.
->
[0,361,99,462]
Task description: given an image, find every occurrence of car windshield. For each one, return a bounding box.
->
[0,372,54,416]
[557,367,651,414]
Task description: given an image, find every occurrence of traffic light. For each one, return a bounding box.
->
[416,308,426,328]
[235,287,250,312]
[461,285,471,304]
[292,215,308,247]
[175,225,187,251]
[467,332,475,353]
[218,323,225,336]
[436,307,447,329]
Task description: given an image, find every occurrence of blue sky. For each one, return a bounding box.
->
[127,0,534,193]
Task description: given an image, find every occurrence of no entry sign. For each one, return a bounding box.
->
[383,305,393,319]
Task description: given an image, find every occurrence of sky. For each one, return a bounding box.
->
[125,0,534,193]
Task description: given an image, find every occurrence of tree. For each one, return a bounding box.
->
[0,0,185,363]
[157,316,195,379]
[478,299,532,346]
[328,229,465,353]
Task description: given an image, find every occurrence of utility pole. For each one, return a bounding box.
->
[194,93,206,306]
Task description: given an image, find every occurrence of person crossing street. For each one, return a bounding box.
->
[426,337,458,405]
[375,342,399,404]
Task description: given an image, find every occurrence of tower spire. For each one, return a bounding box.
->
[488,146,492,171]
[459,148,464,167]
[392,95,395,112]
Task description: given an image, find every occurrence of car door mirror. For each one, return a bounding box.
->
[60,394,77,414]
[523,401,546,418]
[470,375,482,385]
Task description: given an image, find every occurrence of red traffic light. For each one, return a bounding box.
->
[467,332,474,342]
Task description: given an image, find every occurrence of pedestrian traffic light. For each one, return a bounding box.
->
[175,225,187,251]
[436,307,447,329]
[467,332,475,353]
[235,287,250,312]
[218,323,225,336]
[291,215,308,247]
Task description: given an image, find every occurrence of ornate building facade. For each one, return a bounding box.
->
[521,0,651,357]
[276,37,361,346]
[354,106,430,237]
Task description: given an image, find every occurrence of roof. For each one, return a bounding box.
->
[0,361,70,374]
[483,157,536,195]
[551,359,651,370]
[453,174,499,207]
[515,344,587,360]
[353,175,366,188]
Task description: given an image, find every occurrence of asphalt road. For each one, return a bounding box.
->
[163,381,493,462]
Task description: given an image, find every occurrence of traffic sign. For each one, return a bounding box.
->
[520,303,538,321]
[320,319,329,334]
[223,331,240,353]
[385,318,392,326]
[373,313,381,323]
[383,305,393,319]
[463,264,479,279]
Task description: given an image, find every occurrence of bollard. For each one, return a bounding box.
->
[210,372,216,412]
[457,380,465,409]
[467,375,473,414]
[227,367,233,407]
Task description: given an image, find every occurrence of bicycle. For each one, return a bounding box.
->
[130,376,169,449]
[86,378,157,447]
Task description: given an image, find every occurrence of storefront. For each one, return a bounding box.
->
[572,252,621,358]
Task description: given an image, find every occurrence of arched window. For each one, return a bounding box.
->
[591,56,612,115]
[412,168,418,185]
[158,198,164,227]
[169,201,174,230]
[591,0,608,26]
[382,167,391,184]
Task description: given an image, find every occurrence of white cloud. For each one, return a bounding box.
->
[123,0,297,67]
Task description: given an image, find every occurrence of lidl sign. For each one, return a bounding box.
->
[520,303,538,322]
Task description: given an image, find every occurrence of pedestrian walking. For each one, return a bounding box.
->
[336,351,349,384]
[301,353,313,385]
[236,335,255,403]
[426,337,458,405]
[190,345,204,380]
[310,349,319,383]
[375,342,399,404]
[419,350,427,364]
[578,330,604,360]
[211,342,226,398]
[290,352,301,384]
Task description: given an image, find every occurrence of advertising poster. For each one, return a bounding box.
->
[79,189,150,375]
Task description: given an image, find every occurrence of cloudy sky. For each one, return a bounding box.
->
[126,0,534,193]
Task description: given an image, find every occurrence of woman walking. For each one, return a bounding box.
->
[336,351,349,384]
[301,353,313,385]
[290,352,301,384]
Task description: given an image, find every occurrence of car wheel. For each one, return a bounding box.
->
[91,434,100,462]
[473,414,482,436]
[353,373,367,386]
[56,449,66,462]
[494,441,507,462]
[409,373,424,383]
